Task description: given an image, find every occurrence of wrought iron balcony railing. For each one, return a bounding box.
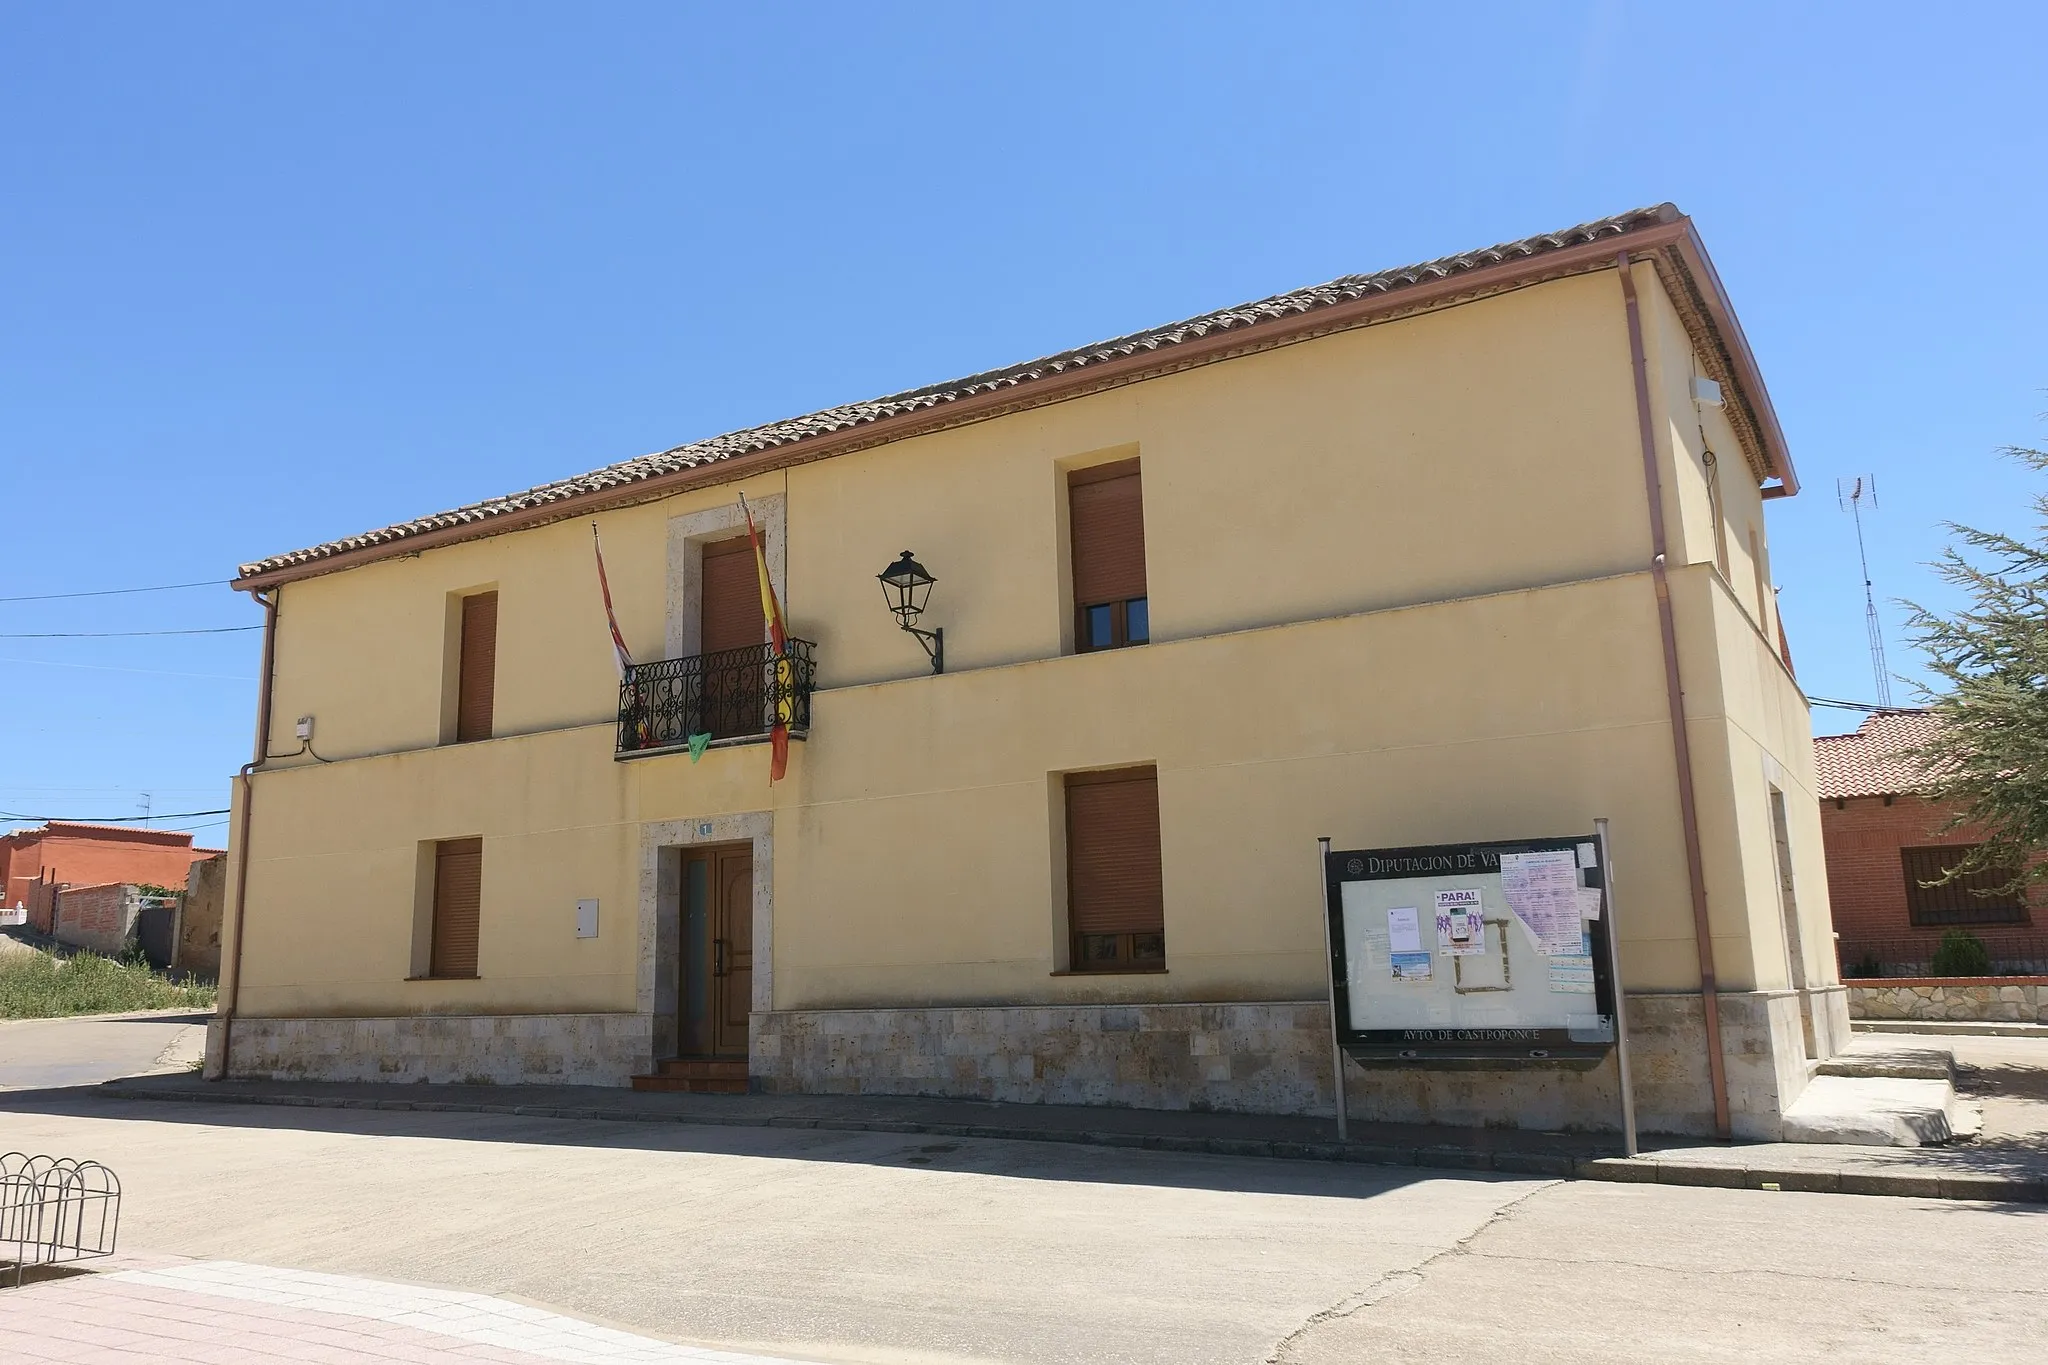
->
[617,639,817,755]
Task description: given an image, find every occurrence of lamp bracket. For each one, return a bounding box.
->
[900,624,943,675]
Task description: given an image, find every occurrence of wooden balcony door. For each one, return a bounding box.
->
[680,844,755,1060]
[700,536,765,739]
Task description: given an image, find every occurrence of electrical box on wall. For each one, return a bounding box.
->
[575,899,599,939]
[1691,376,1724,407]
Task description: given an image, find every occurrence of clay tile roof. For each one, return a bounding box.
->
[237,205,1684,581]
[1813,710,1946,800]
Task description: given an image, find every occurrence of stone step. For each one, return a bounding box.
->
[1781,1074,1980,1147]
[653,1058,749,1080]
[1817,1035,1956,1082]
[629,1073,749,1094]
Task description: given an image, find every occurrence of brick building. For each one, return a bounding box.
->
[1816,710,2042,974]
[0,823,222,933]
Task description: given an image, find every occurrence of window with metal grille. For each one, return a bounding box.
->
[1069,459,1148,653]
[430,837,483,978]
[455,592,498,743]
[1901,845,2029,927]
[1065,766,1165,971]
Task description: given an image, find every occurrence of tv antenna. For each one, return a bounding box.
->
[1837,476,1892,708]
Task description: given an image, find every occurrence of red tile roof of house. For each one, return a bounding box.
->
[233,202,1797,588]
[1813,710,1945,800]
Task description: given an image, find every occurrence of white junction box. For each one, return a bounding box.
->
[575,899,599,939]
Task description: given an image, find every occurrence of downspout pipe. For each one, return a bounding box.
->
[1617,251,1733,1141]
[214,586,278,1081]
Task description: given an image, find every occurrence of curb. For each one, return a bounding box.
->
[94,1082,2046,1206]
[1853,1020,2048,1039]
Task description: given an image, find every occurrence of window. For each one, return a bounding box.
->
[699,536,763,656]
[455,591,498,743]
[1065,766,1165,971]
[1069,459,1148,652]
[1902,845,2029,927]
[429,837,483,978]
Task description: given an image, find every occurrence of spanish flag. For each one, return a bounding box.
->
[739,494,791,782]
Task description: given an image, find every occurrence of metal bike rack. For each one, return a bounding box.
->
[0,1153,121,1288]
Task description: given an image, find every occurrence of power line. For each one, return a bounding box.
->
[0,626,261,639]
[0,656,252,681]
[1,807,231,825]
[0,579,226,604]
[1809,695,1917,713]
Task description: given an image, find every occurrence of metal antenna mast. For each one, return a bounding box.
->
[1837,476,1892,707]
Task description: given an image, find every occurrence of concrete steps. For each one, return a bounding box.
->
[629,1058,749,1094]
[1817,1037,1956,1081]
[1784,1036,1981,1147]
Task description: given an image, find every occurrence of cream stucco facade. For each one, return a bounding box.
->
[210,208,1845,1138]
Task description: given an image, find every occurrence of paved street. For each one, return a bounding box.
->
[0,1093,2042,1364]
[0,1011,207,1091]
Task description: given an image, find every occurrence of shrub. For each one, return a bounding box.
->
[1929,929,1993,978]
[0,947,216,1018]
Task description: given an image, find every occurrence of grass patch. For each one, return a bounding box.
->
[0,948,216,1019]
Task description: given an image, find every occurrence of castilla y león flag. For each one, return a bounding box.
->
[590,524,634,680]
[740,494,792,782]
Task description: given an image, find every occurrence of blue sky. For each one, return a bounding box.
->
[2,2,2044,840]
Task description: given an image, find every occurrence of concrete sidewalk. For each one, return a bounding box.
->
[87,1070,2048,1204]
[0,1256,828,1363]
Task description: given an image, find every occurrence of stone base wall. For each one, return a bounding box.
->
[206,1013,653,1086]
[752,989,1829,1139]
[1338,989,1817,1140]
[1849,978,2048,1024]
[752,1002,1331,1114]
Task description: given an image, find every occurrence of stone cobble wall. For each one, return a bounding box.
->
[1849,979,2048,1024]
[212,1013,654,1086]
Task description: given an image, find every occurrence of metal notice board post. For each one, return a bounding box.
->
[1317,836,1348,1143]
[1595,817,1638,1156]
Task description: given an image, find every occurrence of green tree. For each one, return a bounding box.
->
[1904,445,2048,895]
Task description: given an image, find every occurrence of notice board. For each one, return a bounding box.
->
[1325,835,1617,1065]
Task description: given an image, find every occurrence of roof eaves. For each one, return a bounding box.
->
[238,203,1774,588]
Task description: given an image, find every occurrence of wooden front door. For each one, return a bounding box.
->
[711,846,754,1057]
[680,844,754,1059]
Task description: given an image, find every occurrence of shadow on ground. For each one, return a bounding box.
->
[0,1081,1522,1201]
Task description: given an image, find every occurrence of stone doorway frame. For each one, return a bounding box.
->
[639,811,774,1062]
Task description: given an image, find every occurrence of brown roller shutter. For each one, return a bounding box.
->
[430,837,482,979]
[1069,459,1146,607]
[700,537,763,656]
[1066,766,1164,937]
[455,592,497,743]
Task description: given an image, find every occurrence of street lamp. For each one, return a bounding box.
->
[877,550,943,674]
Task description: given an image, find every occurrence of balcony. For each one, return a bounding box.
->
[616,639,817,757]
